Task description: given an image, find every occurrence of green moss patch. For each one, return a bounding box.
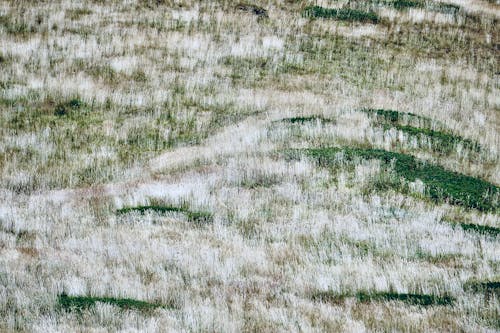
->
[58,294,164,313]
[302,6,379,23]
[288,147,499,212]
[312,291,454,306]
[117,204,213,224]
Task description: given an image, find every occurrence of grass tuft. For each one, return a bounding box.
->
[54,98,86,116]
[302,6,379,23]
[235,3,268,18]
[58,294,164,313]
[312,291,454,306]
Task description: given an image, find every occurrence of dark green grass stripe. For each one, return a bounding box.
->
[280,115,335,124]
[361,109,480,152]
[278,111,479,153]
[302,6,379,23]
[117,205,213,224]
[312,291,454,306]
[464,281,500,294]
[360,108,434,125]
[288,147,499,212]
[385,124,480,152]
[58,294,164,313]
[117,205,184,215]
[458,223,499,237]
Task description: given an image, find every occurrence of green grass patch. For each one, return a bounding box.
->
[377,0,460,13]
[464,280,500,294]
[360,108,433,126]
[65,8,93,20]
[391,0,424,9]
[430,2,461,14]
[54,97,87,116]
[361,109,480,153]
[117,203,213,224]
[456,223,499,237]
[312,291,454,306]
[385,124,480,153]
[302,6,379,23]
[58,294,164,313]
[280,115,336,124]
[288,147,499,212]
[0,15,34,36]
[235,3,268,18]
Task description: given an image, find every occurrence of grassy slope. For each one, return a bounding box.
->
[0,0,498,332]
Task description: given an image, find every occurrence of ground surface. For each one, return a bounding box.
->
[0,0,499,332]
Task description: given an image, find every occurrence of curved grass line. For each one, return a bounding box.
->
[383,124,481,152]
[287,147,499,212]
[360,108,434,125]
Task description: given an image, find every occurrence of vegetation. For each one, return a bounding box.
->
[384,124,480,153]
[360,108,433,126]
[1,0,498,331]
[279,110,479,153]
[280,116,335,124]
[391,0,424,9]
[117,203,213,224]
[457,223,499,237]
[58,294,164,313]
[464,281,500,294]
[312,291,454,306]
[54,98,87,116]
[290,147,499,212]
[235,3,268,18]
[302,6,379,23]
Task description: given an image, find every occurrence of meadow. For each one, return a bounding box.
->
[0,0,499,331]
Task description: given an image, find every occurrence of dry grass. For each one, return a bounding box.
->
[0,0,499,331]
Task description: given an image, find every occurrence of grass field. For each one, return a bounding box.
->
[0,0,499,331]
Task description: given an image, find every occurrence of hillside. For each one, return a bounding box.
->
[0,0,499,331]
